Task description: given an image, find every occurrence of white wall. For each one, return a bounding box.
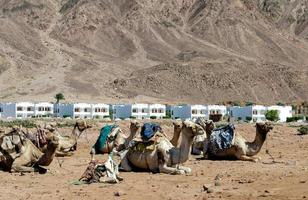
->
[191,105,207,119]
[149,104,166,118]
[268,105,292,122]
[34,102,54,117]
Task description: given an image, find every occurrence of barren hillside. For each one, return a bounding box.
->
[0,0,307,104]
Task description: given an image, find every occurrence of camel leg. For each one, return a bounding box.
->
[158,163,185,175]
[238,155,258,162]
[90,148,96,160]
[56,151,73,157]
[119,153,133,172]
[177,166,191,174]
[191,147,202,155]
[11,164,35,173]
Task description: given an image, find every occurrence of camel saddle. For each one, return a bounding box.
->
[0,130,26,159]
[93,125,120,152]
[129,131,166,152]
[208,124,235,155]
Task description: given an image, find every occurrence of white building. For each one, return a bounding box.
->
[0,102,35,119]
[34,102,54,117]
[267,105,292,122]
[230,105,292,122]
[230,105,267,122]
[113,103,157,120]
[171,105,207,120]
[149,104,166,119]
[54,103,109,119]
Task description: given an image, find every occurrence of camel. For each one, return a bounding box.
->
[26,120,92,157]
[120,120,206,174]
[207,122,273,162]
[192,118,215,156]
[0,127,59,173]
[90,121,141,159]
[169,121,182,147]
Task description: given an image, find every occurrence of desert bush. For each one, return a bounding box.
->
[60,0,80,13]
[298,125,308,135]
[265,110,279,121]
[0,120,36,128]
[286,115,304,122]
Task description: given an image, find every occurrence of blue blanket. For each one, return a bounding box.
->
[93,125,117,151]
[208,124,235,155]
[140,123,161,141]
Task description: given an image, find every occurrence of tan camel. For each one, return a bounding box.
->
[120,120,205,174]
[27,120,92,157]
[0,127,59,173]
[169,121,182,147]
[90,121,141,159]
[192,119,215,155]
[207,122,273,162]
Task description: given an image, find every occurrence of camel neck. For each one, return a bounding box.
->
[35,143,57,166]
[176,129,194,164]
[246,128,267,156]
[170,128,181,147]
[128,128,138,141]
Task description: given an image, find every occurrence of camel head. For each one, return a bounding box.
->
[173,121,182,132]
[256,122,273,139]
[130,120,141,132]
[75,120,92,132]
[182,120,205,138]
[195,118,215,136]
[45,132,59,148]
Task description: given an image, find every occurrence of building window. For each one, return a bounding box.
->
[260,110,266,115]
[17,107,23,111]
[114,109,117,114]
[200,110,206,114]
[192,109,197,114]
[45,107,51,111]
[158,109,164,113]
[152,108,158,113]
[17,114,22,118]
[95,108,100,113]
[253,110,258,115]
[0,108,2,112]
[210,110,215,114]
[142,108,147,113]
[132,108,138,113]
[27,107,33,111]
[84,108,91,112]
[75,108,81,112]
[102,108,107,113]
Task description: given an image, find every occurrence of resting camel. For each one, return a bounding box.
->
[207,122,273,162]
[169,121,182,147]
[27,120,92,157]
[120,120,205,174]
[0,127,59,173]
[192,118,215,156]
[90,121,141,159]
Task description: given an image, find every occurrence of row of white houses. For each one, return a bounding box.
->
[0,102,293,122]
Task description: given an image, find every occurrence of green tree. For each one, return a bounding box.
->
[265,110,279,122]
[54,93,65,104]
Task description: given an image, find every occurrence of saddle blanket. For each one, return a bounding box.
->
[208,124,235,155]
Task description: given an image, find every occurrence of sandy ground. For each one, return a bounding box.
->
[0,121,307,200]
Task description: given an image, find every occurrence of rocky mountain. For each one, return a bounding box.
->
[0,0,307,104]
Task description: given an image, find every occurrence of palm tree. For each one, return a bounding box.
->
[55,93,65,104]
